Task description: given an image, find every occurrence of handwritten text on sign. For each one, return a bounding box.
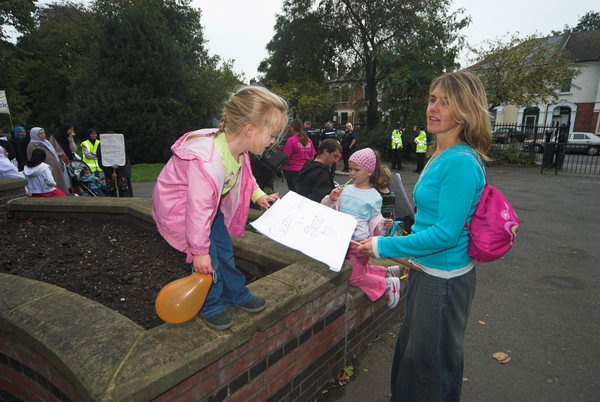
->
[99,133,126,167]
[250,191,357,271]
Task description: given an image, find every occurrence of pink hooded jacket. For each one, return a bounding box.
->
[152,129,259,262]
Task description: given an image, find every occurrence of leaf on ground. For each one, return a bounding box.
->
[478,320,486,325]
[336,365,354,381]
[462,377,469,382]
[492,352,511,364]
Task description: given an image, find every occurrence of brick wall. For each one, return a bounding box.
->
[0,330,82,402]
[0,180,26,222]
[154,283,404,402]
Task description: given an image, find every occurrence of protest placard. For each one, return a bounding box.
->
[99,133,126,167]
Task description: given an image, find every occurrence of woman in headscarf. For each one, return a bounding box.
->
[11,126,30,171]
[26,127,69,193]
[51,123,78,161]
[0,145,24,179]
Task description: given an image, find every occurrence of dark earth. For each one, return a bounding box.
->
[1,216,254,329]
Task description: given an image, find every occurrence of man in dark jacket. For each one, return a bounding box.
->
[297,139,342,202]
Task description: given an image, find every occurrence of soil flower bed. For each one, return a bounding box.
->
[1,216,256,329]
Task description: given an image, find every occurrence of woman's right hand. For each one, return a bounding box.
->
[193,254,213,274]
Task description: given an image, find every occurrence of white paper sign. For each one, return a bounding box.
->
[0,90,10,114]
[250,191,357,271]
[99,133,126,167]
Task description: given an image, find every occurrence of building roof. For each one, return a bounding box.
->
[565,30,600,62]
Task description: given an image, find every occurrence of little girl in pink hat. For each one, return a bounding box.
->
[321,148,401,308]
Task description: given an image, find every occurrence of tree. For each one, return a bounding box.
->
[17,3,97,129]
[323,0,468,128]
[269,79,335,122]
[0,0,36,39]
[572,11,600,32]
[0,0,36,128]
[469,34,580,109]
[71,0,242,163]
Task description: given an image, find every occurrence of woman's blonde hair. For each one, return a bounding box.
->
[218,86,288,139]
[346,123,353,131]
[428,71,492,160]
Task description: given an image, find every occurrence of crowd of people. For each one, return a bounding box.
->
[0,124,133,197]
[4,70,492,401]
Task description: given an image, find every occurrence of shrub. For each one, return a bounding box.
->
[487,143,536,167]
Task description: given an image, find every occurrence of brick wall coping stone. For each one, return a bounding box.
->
[2,197,354,401]
[0,178,26,192]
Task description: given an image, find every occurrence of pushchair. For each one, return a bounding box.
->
[65,160,106,197]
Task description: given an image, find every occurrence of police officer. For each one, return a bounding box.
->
[414,126,427,173]
[390,123,403,170]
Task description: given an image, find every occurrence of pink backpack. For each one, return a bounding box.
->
[466,181,520,262]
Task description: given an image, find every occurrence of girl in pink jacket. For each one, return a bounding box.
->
[152,86,288,330]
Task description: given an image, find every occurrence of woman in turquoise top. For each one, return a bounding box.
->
[358,71,491,401]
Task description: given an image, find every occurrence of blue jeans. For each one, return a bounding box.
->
[198,208,252,318]
[391,269,476,402]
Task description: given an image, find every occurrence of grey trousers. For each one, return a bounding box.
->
[391,268,476,402]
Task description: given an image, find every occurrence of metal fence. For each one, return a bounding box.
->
[490,123,600,175]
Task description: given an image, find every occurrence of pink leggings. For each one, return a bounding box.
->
[346,243,387,301]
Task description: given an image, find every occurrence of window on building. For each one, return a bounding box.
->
[341,112,348,125]
[560,78,572,93]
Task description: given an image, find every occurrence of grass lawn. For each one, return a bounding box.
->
[131,163,164,182]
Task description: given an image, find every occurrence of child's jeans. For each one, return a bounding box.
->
[199,208,252,318]
[346,243,387,301]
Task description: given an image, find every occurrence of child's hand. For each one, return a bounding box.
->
[384,218,393,230]
[330,187,342,202]
[193,254,213,274]
[256,193,279,209]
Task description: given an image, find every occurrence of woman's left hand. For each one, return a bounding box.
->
[357,237,376,257]
[384,218,393,230]
[256,193,279,209]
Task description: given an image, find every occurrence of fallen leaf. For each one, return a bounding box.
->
[363,368,369,372]
[492,352,511,364]
[462,377,469,382]
[478,320,486,325]
[336,365,354,381]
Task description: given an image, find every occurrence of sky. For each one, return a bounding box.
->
[192,0,598,80]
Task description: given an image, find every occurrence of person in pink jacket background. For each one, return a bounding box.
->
[152,86,288,330]
[282,118,316,192]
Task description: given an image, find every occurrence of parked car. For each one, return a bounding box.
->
[492,128,526,144]
[522,132,600,155]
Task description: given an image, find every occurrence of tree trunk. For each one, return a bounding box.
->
[365,57,379,129]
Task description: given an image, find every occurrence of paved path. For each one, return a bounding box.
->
[332,166,600,401]
[133,163,600,401]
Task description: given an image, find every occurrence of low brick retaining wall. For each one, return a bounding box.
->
[0,178,26,222]
[1,190,405,401]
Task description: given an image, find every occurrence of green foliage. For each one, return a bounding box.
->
[469,34,581,109]
[131,163,165,182]
[70,0,243,163]
[0,0,36,39]
[17,3,96,130]
[260,0,469,130]
[572,11,600,32]
[486,143,536,167]
[268,79,335,122]
[354,126,388,155]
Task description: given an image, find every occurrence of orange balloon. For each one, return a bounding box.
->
[155,273,212,324]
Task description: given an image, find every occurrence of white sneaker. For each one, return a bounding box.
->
[387,265,401,277]
[386,277,401,308]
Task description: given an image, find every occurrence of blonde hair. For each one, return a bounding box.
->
[428,71,492,160]
[346,123,353,131]
[218,86,288,139]
[376,165,392,190]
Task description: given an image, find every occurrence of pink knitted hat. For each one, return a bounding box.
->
[349,148,377,174]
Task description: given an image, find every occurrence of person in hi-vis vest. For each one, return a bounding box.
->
[81,129,102,176]
[414,126,427,173]
[390,123,403,170]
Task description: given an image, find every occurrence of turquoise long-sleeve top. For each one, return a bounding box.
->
[376,143,485,270]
